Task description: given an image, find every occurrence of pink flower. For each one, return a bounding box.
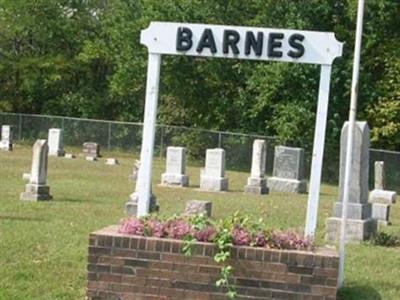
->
[254,232,267,247]
[165,219,191,240]
[146,220,165,238]
[232,227,251,246]
[192,226,217,242]
[118,218,145,236]
[268,230,313,251]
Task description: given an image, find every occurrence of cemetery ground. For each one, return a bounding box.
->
[0,146,399,300]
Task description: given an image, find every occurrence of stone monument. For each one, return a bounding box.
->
[244,139,269,195]
[48,128,65,156]
[326,121,376,242]
[20,140,52,201]
[161,146,189,187]
[0,125,13,151]
[369,161,397,227]
[105,158,119,165]
[200,148,228,192]
[83,142,100,158]
[184,200,212,217]
[125,161,159,216]
[125,188,159,217]
[369,161,396,204]
[267,146,307,193]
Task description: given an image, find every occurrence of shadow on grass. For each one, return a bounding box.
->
[0,215,47,222]
[338,285,382,300]
[55,197,97,203]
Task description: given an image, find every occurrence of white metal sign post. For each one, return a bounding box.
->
[136,22,343,238]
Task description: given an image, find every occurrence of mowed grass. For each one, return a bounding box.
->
[0,145,399,300]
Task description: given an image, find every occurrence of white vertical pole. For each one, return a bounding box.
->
[305,65,332,237]
[338,0,365,288]
[136,53,162,217]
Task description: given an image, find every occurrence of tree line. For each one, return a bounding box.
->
[0,0,399,154]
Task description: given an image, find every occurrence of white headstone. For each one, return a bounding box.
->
[250,140,267,178]
[20,140,52,201]
[245,140,269,195]
[86,156,97,162]
[0,125,13,151]
[48,128,65,157]
[204,148,225,178]
[166,147,185,174]
[374,161,385,190]
[161,147,189,187]
[200,148,228,191]
[105,158,119,165]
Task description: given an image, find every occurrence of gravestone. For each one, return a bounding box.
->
[64,153,76,159]
[372,203,391,227]
[369,161,396,204]
[369,161,397,227]
[86,156,97,162]
[200,148,228,192]
[129,160,140,182]
[326,122,376,242]
[83,142,100,158]
[244,139,269,195]
[0,125,13,151]
[105,158,119,165]
[161,147,189,187]
[267,146,307,193]
[126,189,159,216]
[20,140,52,201]
[374,161,385,190]
[48,128,65,157]
[184,200,212,217]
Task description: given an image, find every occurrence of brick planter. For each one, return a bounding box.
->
[87,226,339,300]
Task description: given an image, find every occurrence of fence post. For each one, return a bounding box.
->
[18,114,22,141]
[218,132,222,148]
[61,117,65,130]
[108,122,111,151]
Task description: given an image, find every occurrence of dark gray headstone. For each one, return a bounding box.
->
[273,146,305,180]
[83,142,100,158]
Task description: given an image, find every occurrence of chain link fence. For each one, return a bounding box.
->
[1,112,400,192]
[0,112,276,172]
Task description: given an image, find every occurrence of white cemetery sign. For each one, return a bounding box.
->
[136,22,343,237]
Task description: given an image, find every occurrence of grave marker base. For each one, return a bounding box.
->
[48,150,65,157]
[161,173,189,187]
[199,176,228,192]
[267,177,307,194]
[326,217,376,242]
[125,192,159,216]
[333,202,372,220]
[0,141,12,151]
[244,177,269,195]
[20,184,52,201]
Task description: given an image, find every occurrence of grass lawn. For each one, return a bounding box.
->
[0,145,399,300]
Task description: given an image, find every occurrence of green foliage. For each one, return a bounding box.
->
[368,231,400,247]
[1,0,400,152]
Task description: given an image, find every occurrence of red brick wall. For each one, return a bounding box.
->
[87,225,339,300]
